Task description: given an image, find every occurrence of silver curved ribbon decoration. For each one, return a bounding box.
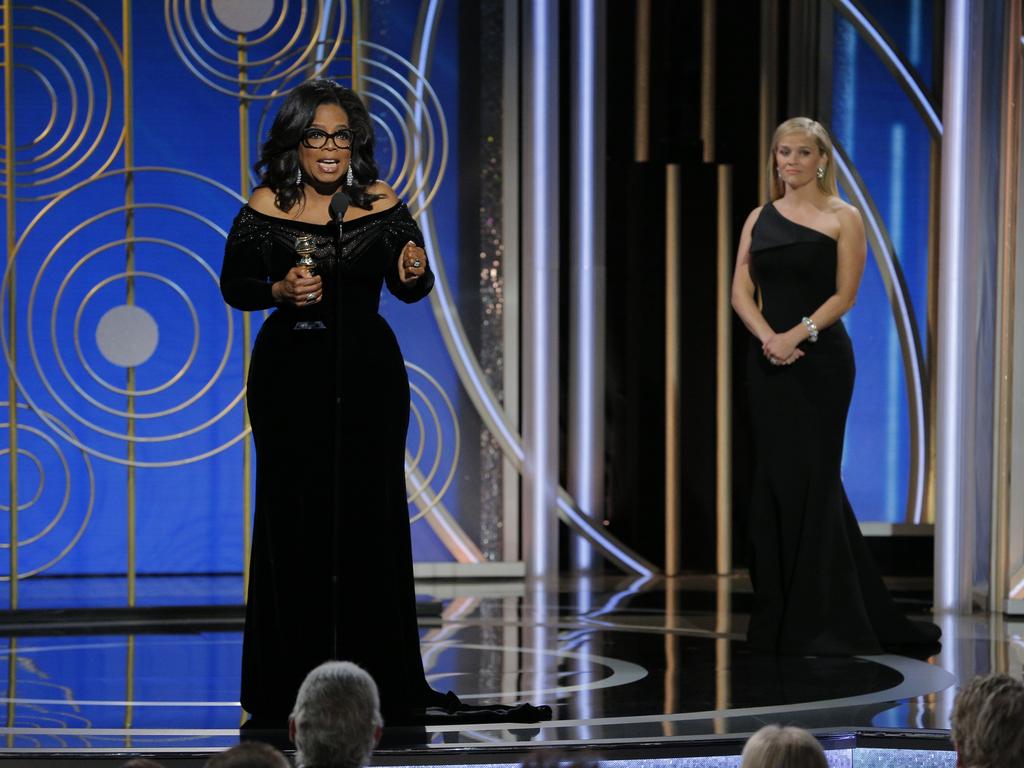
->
[409,1,656,576]
[833,141,927,525]
[829,0,942,138]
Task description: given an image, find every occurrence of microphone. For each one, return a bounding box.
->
[330,190,350,231]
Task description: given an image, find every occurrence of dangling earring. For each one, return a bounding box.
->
[346,164,354,187]
[296,166,303,186]
[816,166,825,179]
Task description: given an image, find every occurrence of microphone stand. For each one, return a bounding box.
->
[329,189,349,660]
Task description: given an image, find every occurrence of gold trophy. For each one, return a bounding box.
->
[295,235,316,275]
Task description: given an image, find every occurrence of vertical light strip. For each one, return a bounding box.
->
[238,35,253,602]
[665,165,682,576]
[700,0,715,162]
[633,0,650,163]
[992,0,1022,612]
[123,0,136,609]
[715,165,732,576]
[502,0,521,563]
[522,0,559,580]
[569,0,605,571]
[935,0,971,613]
[5,0,18,610]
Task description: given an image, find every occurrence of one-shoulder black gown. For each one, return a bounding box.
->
[220,201,438,721]
[745,202,939,656]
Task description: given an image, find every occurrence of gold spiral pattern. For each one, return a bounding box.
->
[405,362,459,524]
[0,167,251,468]
[164,0,346,100]
[0,1,125,201]
[0,402,94,580]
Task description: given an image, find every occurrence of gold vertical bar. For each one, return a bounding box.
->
[925,142,940,525]
[665,165,681,576]
[758,0,778,202]
[992,0,1021,611]
[124,635,135,744]
[633,0,651,163]
[5,0,19,609]
[662,583,677,736]
[238,35,253,601]
[716,165,732,576]
[714,573,731,733]
[5,638,15,745]
[700,0,715,162]
[351,0,362,92]
[122,0,136,608]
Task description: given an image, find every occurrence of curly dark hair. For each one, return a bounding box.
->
[254,79,384,212]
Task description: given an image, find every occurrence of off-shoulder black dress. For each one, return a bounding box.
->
[745,202,939,656]
[220,201,437,721]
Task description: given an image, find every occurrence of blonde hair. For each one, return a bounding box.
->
[768,117,839,201]
[951,673,1024,768]
[740,725,828,768]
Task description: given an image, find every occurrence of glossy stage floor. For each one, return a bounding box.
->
[0,573,1015,767]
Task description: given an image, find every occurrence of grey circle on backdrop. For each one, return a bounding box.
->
[96,305,159,368]
[211,0,275,33]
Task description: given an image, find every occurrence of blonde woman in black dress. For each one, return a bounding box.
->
[731,117,939,655]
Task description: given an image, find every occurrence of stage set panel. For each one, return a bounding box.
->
[0,0,530,608]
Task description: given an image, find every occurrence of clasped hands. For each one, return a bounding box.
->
[762,329,805,367]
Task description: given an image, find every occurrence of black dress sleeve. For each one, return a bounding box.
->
[220,206,278,311]
[381,204,435,304]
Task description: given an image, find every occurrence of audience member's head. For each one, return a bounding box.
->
[289,661,383,768]
[204,741,291,768]
[740,724,828,768]
[122,760,165,768]
[951,672,1024,768]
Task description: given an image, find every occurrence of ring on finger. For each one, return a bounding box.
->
[306,292,316,302]
[412,259,421,268]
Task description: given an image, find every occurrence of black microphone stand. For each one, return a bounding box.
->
[329,189,349,660]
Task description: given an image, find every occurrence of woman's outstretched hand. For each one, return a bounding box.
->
[272,266,322,307]
[398,241,428,285]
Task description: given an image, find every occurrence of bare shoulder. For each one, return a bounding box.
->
[827,196,861,224]
[247,186,280,216]
[831,198,863,236]
[366,180,400,207]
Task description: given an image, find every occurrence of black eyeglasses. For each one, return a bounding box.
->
[300,128,353,150]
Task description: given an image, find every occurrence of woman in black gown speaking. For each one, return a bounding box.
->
[221,79,549,727]
[730,117,939,656]
[219,79,437,723]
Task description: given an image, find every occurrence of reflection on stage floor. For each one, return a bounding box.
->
[0,574,1016,766]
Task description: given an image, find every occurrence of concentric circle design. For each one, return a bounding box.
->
[164,0,346,99]
[0,402,94,580]
[253,40,449,215]
[0,167,250,468]
[0,0,125,201]
[95,305,159,368]
[405,362,459,524]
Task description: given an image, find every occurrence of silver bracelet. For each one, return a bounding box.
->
[802,316,819,343]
